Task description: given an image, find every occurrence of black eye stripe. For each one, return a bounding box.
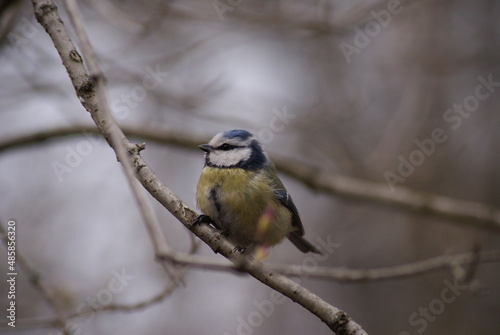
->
[217,143,239,151]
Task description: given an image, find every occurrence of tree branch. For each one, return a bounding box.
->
[2,124,500,232]
[0,221,71,334]
[0,282,181,331]
[30,0,367,333]
[3,123,500,283]
[0,228,199,332]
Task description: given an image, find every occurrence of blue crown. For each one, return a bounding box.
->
[222,129,253,141]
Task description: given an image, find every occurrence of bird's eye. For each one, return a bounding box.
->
[219,143,234,150]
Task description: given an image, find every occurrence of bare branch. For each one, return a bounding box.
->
[60,0,188,285]
[2,124,500,232]
[261,249,500,283]
[0,282,181,331]
[0,221,71,334]
[0,229,200,332]
[273,157,500,232]
[30,0,367,333]
[70,281,181,315]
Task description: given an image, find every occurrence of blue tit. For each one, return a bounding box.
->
[196,129,321,254]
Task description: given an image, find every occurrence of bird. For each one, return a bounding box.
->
[195,129,321,254]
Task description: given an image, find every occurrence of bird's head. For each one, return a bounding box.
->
[199,129,269,169]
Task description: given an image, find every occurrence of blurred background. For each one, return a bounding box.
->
[0,0,499,334]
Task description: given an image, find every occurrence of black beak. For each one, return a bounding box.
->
[198,144,212,152]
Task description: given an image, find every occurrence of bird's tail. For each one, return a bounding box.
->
[287,232,322,254]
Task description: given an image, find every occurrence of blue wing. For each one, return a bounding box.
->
[264,162,321,253]
[262,161,305,236]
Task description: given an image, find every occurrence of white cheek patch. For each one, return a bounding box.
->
[209,147,252,167]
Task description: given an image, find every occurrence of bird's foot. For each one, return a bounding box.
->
[193,215,221,230]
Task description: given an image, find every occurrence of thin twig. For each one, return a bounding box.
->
[0,281,182,331]
[261,249,500,283]
[0,229,201,332]
[60,0,185,285]
[0,221,71,334]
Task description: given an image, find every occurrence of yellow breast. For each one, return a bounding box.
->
[196,167,293,248]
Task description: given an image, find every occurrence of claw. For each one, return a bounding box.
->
[194,214,212,225]
[233,246,246,253]
[193,214,222,230]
